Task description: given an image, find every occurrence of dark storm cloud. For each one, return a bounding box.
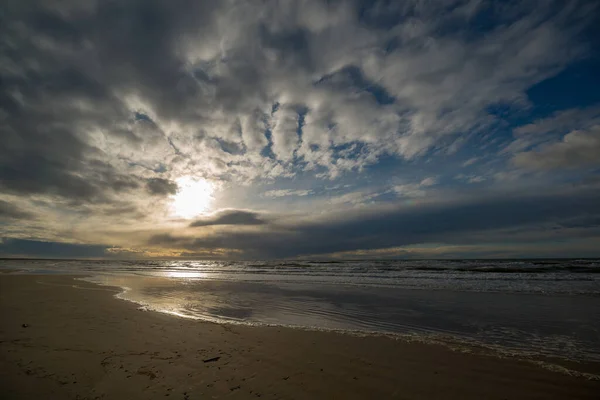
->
[190,209,266,227]
[0,0,220,203]
[86,0,223,120]
[0,17,127,201]
[152,189,600,258]
[0,200,31,220]
[146,178,177,196]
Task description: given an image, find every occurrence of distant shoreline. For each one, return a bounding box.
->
[2,257,599,262]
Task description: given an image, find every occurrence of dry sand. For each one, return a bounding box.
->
[1,274,599,399]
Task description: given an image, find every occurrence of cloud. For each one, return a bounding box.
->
[513,106,600,136]
[270,105,301,162]
[503,105,600,156]
[190,209,266,227]
[146,178,178,196]
[392,184,428,198]
[2,0,594,198]
[462,157,479,167]
[0,200,32,220]
[455,174,486,184]
[513,125,600,170]
[392,177,438,198]
[505,106,600,170]
[0,239,109,258]
[263,189,313,198]
[419,177,438,187]
[151,187,600,259]
[328,190,380,205]
[323,238,600,260]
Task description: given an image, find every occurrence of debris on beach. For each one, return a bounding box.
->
[203,356,221,363]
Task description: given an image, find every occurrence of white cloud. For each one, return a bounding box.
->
[503,106,600,157]
[29,0,587,185]
[513,125,600,170]
[468,176,486,183]
[455,174,486,184]
[328,191,380,206]
[241,110,270,152]
[263,189,313,198]
[420,177,438,187]
[392,184,427,198]
[462,157,479,167]
[503,106,600,171]
[513,105,600,136]
[270,106,300,162]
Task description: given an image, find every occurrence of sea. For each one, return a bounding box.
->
[1,258,599,365]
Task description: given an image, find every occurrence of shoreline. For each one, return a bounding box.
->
[1,274,600,399]
[79,273,600,376]
[11,273,600,367]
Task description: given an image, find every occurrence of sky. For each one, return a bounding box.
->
[1,0,600,260]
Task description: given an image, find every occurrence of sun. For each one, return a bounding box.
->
[171,176,215,219]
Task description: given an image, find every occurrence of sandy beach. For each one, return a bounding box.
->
[1,275,599,399]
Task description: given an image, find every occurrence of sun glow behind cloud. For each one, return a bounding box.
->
[171,177,215,219]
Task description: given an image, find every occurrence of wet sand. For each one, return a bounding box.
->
[1,275,599,399]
